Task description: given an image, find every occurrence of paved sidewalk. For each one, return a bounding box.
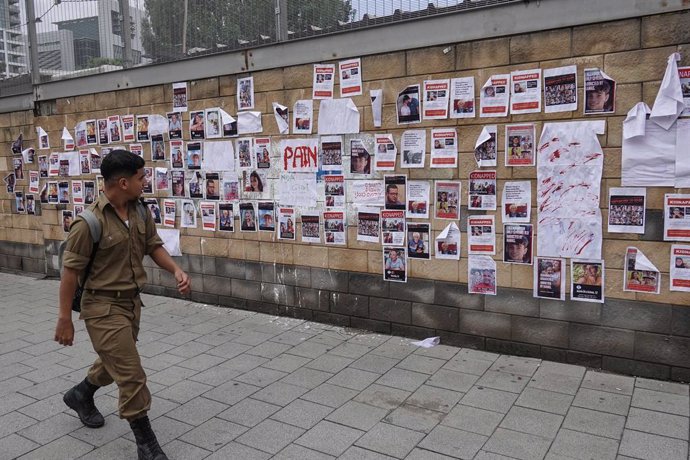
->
[0,272,688,460]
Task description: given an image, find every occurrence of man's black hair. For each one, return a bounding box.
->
[101,150,145,182]
[386,184,398,193]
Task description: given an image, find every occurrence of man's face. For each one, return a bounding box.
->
[390,250,398,261]
[386,187,399,203]
[352,155,367,172]
[482,271,492,284]
[587,89,609,110]
[192,155,200,166]
[207,181,216,195]
[507,242,527,261]
[125,168,147,199]
[173,182,183,195]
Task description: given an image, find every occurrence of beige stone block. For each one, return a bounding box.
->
[511,263,532,290]
[10,111,27,127]
[602,239,631,269]
[0,113,11,128]
[260,242,293,265]
[642,11,690,48]
[11,214,29,229]
[605,47,677,83]
[294,244,328,268]
[646,188,670,210]
[456,38,510,71]
[120,88,141,108]
[407,46,455,76]
[245,240,260,260]
[180,235,201,255]
[189,78,219,101]
[573,19,640,56]
[227,239,245,259]
[647,282,690,306]
[44,224,66,241]
[612,83,642,117]
[201,237,229,257]
[604,116,624,148]
[496,258,512,288]
[329,247,367,272]
[253,69,284,92]
[642,81,661,108]
[140,86,165,106]
[367,249,383,274]
[363,52,405,81]
[510,29,571,64]
[409,258,459,282]
[458,258,469,284]
[92,92,117,111]
[605,268,636,301]
[284,65,313,90]
[603,148,621,179]
[56,98,76,114]
[283,88,311,108]
[219,76,236,96]
[41,208,59,226]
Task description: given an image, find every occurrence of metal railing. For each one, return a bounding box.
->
[0,0,523,96]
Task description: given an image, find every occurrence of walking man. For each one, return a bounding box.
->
[55,150,191,460]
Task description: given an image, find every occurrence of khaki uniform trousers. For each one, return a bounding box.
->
[84,297,151,421]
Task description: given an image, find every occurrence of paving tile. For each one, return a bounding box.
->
[154,379,213,404]
[262,354,312,373]
[234,367,288,388]
[160,439,212,459]
[396,355,447,375]
[295,420,364,457]
[563,406,626,440]
[302,383,359,408]
[0,392,35,417]
[205,441,271,460]
[246,341,293,359]
[418,425,488,459]
[217,397,280,427]
[631,388,690,416]
[236,419,305,455]
[273,444,336,460]
[326,400,389,431]
[426,369,479,393]
[625,407,689,440]
[0,434,40,460]
[527,368,583,396]
[339,446,397,459]
[549,428,620,460]
[635,377,689,396]
[572,388,631,416]
[329,343,373,360]
[376,368,429,392]
[474,452,520,460]
[355,422,425,458]
[271,399,334,430]
[15,435,93,460]
[461,387,519,414]
[443,356,494,376]
[515,387,574,415]
[354,384,411,410]
[281,367,333,389]
[489,356,541,377]
[70,414,131,447]
[18,412,82,444]
[305,354,355,373]
[442,404,504,436]
[327,368,381,391]
[618,429,688,460]
[581,370,635,395]
[178,417,247,452]
[165,396,228,426]
[383,403,444,434]
[0,411,37,439]
[477,370,530,394]
[484,428,551,460]
[405,385,462,413]
[500,406,563,439]
[250,381,308,406]
[350,354,399,374]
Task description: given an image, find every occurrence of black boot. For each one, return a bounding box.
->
[63,378,105,428]
[130,416,168,460]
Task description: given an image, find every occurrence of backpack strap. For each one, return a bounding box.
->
[79,209,102,243]
[136,200,149,223]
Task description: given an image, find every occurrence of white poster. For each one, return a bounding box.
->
[480,74,509,117]
[163,199,176,228]
[534,257,566,300]
[474,125,497,168]
[422,79,450,120]
[450,76,475,119]
[272,102,290,135]
[381,210,405,246]
[468,215,496,255]
[505,124,536,167]
[278,207,296,240]
[670,245,690,292]
[172,82,188,112]
[675,119,690,188]
[237,111,262,134]
[502,181,531,223]
[623,247,660,294]
[607,187,646,234]
[324,210,346,245]
[544,65,577,113]
[276,173,318,208]
[357,207,381,243]
[383,246,407,283]
[434,181,461,220]
[158,228,182,256]
[406,181,430,219]
[664,194,690,241]
[313,64,336,99]
[430,128,458,168]
[238,76,255,111]
[468,256,497,295]
[537,121,604,259]
[584,68,615,115]
[349,180,384,207]
[436,222,460,260]
[370,89,383,128]
[374,134,397,171]
[468,170,496,211]
[400,130,426,169]
[510,69,542,114]
[571,259,605,303]
[301,212,321,243]
[324,175,345,208]
[339,58,362,97]
[202,140,235,171]
[680,66,690,116]
[180,200,197,228]
[200,201,217,231]
[397,85,421,125]
[320,136,342,171]
[62,127,75,150]
[280,138,319,172]
[293,99,313,134]
[318,99,360,135]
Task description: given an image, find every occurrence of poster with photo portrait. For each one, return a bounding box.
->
[205,108,221,139]
[239,202,257,232]
[189,111,205,139]
[503,224,533,265]
[218,202,234,232]
[383,246,407,283]
[167,112,183,140]
[397,85,421,125]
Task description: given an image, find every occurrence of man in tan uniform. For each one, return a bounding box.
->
[55,150,190,460]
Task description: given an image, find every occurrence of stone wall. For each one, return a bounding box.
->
[1,10,689,379]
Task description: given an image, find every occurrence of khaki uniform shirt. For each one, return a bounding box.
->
[63,194,163,316]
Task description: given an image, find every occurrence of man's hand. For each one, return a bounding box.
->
[55,317,75,346]
[175,269,191,295]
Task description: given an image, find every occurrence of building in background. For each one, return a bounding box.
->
[0,0,27,77]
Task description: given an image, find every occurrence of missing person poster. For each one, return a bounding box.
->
[324,210,346,245]
[400,130,426,169]
[571,259,605,303]
[469,171,496,211]
[474,125,497,168]
[313,64,336,99]
[385,175,407,211]
[505,124,535,167]
[436,222,460,260]
[422,79,450,120]
[510,69,542,114]
[172,82,188,112]
[200,201,217,231]
[450,76,475,119]
[180,200,197,229]
[502,181,531,223]
[383,246,407,283]
[293,99,313,135]
[670,244,690,292]
[624,247,660,294]
[468,215,496,255]
[406,181,430,219]
[544,65,577,113]
[381,210,405,246]
[219,202,234,232]
[163,199,176,228]
[339,58,362,97]
[350,180,384,207]
[584,68,615,115]
[435,181,461,220]
[397,85,421,125]
[357,207,381,243]
[504,224,533,265]
[534,257,566,300]
[320,136,342,171]
[608,187,646,234]
[239,201,257,232]
[664,194,690,241]
[430,129,458,168]
[324,175,345,208]
[374,134,397,171]
[238,76,255,110]
[258,201,275,232]
[468,256,497,295]
[407,222,431,260]
[480,74,509,117]
[278,207,296,240]
[301,212,321,243]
